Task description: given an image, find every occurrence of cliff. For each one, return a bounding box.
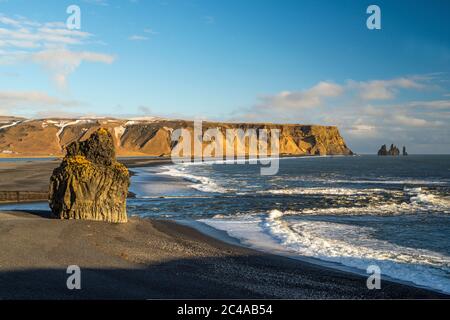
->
[0,118,353,157]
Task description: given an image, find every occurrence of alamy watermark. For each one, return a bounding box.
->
[170,121,280,175]
[66,5,81,30]
[66,265,81,290]
[366,264,381,290]
[366,5,381,30]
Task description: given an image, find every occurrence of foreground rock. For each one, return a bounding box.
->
[49,128,130,223]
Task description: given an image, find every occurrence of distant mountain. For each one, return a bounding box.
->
[0,118,353,157]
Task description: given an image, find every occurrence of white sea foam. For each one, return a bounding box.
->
[285,177,448,186]
[338,179,447,185]
[201,210,450,294]
[258,187,395,196]
[263,210,450,293]
[253,186,450,216]
[199,186,450,293]
[405,186,450,209]
[157,165,228,193]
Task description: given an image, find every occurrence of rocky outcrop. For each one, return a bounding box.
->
[403,146,408,156]
[49,128,130,223]
[377,144,388,156]
[0,118,353,157]
[378,144,400,156]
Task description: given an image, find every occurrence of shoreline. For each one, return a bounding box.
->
[0,157,448,298]
[180,219,449,296]
[0,210,446,299]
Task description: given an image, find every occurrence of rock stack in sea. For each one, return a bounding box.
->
[403,146,408,156]
[49,128,130,223]
[377,144,400,156]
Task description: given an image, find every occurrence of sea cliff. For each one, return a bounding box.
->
[0,118,353,157]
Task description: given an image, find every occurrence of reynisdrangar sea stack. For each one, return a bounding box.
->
[49,128,130,223]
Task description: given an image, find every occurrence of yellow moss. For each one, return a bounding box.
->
[66,155,91,166]
[97,127,109,135]
[113,161,129,177]
[63,155,95,178]
[63,155,128,180]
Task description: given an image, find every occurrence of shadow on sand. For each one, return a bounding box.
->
[0,259,448,299]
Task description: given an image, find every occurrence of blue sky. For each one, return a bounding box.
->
[0,0,449,153]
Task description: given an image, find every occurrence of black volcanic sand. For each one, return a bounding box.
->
[0,158,448,299]
[0,210,447,299]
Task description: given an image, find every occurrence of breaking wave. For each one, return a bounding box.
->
[157,165,229,193]
[260,209,450,294]
[258,187,397,196]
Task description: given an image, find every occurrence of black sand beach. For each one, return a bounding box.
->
[0,210,446,299]
[0,159,447,299]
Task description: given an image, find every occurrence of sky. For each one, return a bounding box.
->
[0,0,449,154]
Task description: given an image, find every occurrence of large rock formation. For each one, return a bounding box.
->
[0,118,353,157]
[378,144,400,156]
[49,128,130,223]
[377,144,388,156]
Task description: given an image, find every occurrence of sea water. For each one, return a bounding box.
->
[128,155,450,294]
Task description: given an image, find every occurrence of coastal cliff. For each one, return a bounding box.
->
[0,118,353,157]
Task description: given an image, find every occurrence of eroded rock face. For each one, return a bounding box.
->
[378,144,388,156]
[378,144,400,156]
[0,119,353,157]
[49,128,130,223]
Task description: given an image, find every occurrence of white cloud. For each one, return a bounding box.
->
[407,100,450,109]
[0,22,91,48]
[258,81,343,110]
[0,90,79,114]
[348,77,424,100]
[0,16,22,27]
[144,28,159,35]
[31,49,114,89]
[346,124,379,138]
[0,14,114,90]
[129,29,159,41]
[391,114,440,127]
[128,35,149,41]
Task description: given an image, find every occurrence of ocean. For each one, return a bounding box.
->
[128,155,450,294]
[1,155,449,294]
